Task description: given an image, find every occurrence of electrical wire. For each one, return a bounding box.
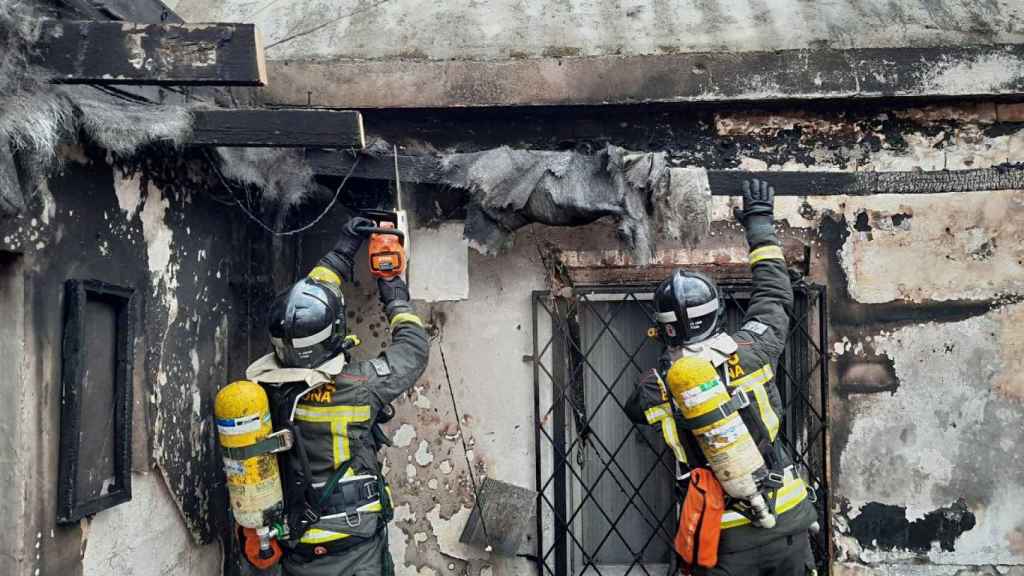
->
[264,0,392,50]
[437,334,493,550]
[203,148,361,236]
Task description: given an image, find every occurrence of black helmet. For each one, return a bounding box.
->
[268,278,347,368]
[653,270,722,347]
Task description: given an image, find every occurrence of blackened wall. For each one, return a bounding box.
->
[0,144,252,576]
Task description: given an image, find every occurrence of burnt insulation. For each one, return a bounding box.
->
[0,0,321,219]
[0,0,193,205]
[440,145,711,263]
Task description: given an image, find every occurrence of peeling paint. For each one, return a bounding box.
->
[415,440,435,466]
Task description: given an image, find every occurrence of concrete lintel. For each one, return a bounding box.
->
[270,44,1024,108]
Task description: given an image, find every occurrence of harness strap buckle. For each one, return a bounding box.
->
[365,481,380,501]
[301,507,320,526]
[340,511,362,528]
[766,471,785,489]
[731,388,751,410]
[268,429,294,454]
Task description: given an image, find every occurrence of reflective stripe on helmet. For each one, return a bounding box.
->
[686,299,718,318]
[292,324,334,348]
[656,311,678,323]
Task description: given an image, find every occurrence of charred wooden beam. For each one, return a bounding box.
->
[190,110,365,148]
[308,150,1024,195]
[307,149,444,182]
[0,137,24,218]
[36,20,267,86]
[705,167,1024,196]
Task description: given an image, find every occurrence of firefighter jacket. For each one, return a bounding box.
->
[247,274,430,552]
[626,242,817,554]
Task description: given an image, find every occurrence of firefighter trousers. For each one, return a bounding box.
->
[282,533,395,576]
[691,532,815,576]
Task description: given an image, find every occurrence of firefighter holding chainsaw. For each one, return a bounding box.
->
[626,179,817,575]
[216,215,428,576]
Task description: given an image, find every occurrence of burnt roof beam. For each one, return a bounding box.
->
[34,20,267,86]
[306,149,1024,195]
[189,110,365,148]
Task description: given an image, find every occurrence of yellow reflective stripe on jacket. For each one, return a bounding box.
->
[730,364,780,441]
[390,312,423,328]
[294,404,372,470]
[720,474,808,529]
[300,528,352,544]
[308,265,342,285]
[749,245,784,265]
[644,402,688,464]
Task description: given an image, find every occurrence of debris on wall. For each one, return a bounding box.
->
[440,145,710,263]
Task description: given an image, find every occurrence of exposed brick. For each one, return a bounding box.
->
[996,102,1024,122]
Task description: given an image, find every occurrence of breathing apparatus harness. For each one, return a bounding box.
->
[669,333,788,523]
[253,349,396,560]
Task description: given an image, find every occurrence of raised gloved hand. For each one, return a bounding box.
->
[378,275,410,306]
[733,178,776,248]
[319,216,374,282]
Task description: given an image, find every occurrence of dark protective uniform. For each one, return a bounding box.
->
[247,260,430,576]
[626,235,817,575]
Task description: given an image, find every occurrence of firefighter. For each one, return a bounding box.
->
[626,179,817,575]
[244,215,429,576]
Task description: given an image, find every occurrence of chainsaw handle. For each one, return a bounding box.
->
[355,225,405,240]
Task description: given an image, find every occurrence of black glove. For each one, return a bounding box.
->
[378,276,411,316]
[733,178,776,248]
[318,216,374,281]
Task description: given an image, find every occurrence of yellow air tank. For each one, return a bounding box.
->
[667,356,775,528]
[215,380,285,529]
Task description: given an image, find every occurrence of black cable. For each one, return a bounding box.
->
[437,335,493,550]
[203,148,361,236]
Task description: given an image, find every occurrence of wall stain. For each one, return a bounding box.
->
[848,499,976,553]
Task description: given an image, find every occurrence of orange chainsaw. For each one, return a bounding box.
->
[360,209,407,279]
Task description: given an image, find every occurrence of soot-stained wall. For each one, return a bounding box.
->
[0,144,246,576]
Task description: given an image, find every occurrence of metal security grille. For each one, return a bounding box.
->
[532,282,830,576]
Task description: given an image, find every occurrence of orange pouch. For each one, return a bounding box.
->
[242,526,282,571]
[674,468,726,570]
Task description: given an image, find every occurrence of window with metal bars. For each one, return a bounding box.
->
[532,282,830,576]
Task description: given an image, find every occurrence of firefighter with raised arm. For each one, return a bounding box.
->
[626,179,817,575]
[216,215,429,576]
